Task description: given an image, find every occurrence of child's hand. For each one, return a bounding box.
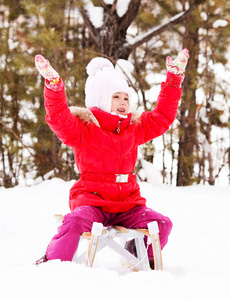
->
[166,49,189,75]
[35,55,59,83]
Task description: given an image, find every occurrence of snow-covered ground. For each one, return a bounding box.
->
[0,178,230,299]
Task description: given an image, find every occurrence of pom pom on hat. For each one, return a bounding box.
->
[86,57,114,77]
[85,57,132,113]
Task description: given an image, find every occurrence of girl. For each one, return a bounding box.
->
[35,49,189,268]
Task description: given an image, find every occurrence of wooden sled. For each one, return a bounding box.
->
[54,214,163,271]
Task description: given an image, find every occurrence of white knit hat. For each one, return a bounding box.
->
[85,57,132,113]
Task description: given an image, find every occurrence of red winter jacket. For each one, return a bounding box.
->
[44,74,181,213]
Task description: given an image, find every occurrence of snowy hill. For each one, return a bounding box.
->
[0,178,230,299]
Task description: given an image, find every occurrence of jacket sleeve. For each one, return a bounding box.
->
[44,81,86,148]
[136,76,181,145]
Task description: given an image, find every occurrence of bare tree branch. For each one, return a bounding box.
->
[111,0,118,14]
[118,0,141,31]
[125,7,193,52]
[99,0,109,10]
[77,1,198,59]
[0,120,35,158]
[78,6,99,46]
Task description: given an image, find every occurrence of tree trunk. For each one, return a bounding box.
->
[79,0,195,61]
[176,6,200,186]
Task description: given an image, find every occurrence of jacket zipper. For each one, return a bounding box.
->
[116,120,122,133]
[118,133,124,200]
[116,119,123,200]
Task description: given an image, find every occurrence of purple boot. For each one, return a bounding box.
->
[34,254,48,266]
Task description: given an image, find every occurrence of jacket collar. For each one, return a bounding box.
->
[90,107,132,133]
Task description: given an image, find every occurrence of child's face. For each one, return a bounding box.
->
[111,92,129,116]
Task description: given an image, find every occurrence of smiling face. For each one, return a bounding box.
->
[111,92,130,116]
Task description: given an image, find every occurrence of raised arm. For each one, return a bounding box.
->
[136,49,189,145]
[35,55,86,148]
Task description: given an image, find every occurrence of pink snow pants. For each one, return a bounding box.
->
[46,205,172,261]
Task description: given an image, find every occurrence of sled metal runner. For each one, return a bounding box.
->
[54,215,163,271]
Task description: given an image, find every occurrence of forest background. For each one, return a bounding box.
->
[0,0,229,188]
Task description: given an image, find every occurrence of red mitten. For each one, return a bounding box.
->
[165,71,184,88]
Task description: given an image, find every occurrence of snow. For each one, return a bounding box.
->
[103,0,131,17]
[84,1,103,28]
[1,178,230,299]
[200,12,208,21]
[116,0,131,17]
[128,10,188,47]
[84,0,131,28]
[213,19,228,28]
[141,159,161,185]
